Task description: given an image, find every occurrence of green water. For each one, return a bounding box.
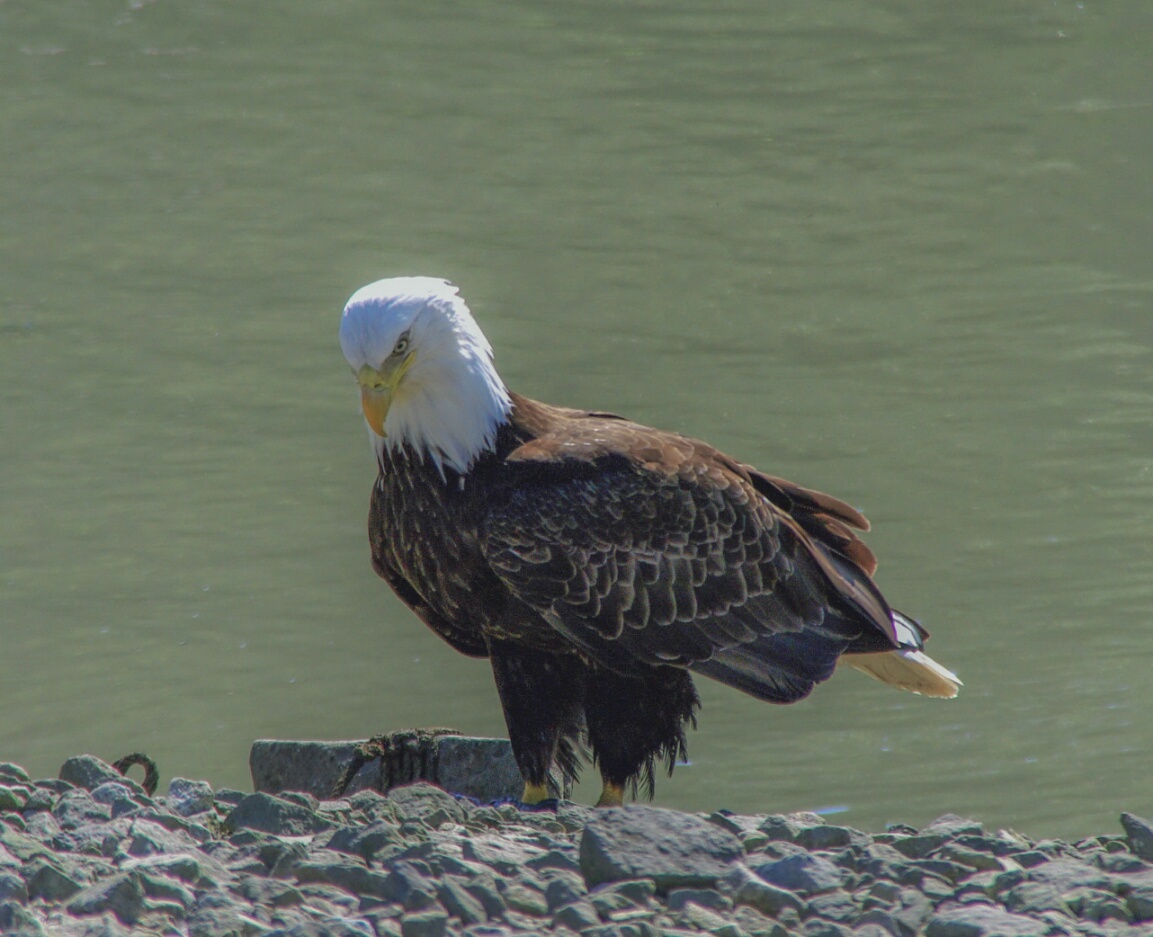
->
[3,1,1152,839]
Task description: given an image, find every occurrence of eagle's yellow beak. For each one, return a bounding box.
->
[355,354,415,437]
[359,382,390,436]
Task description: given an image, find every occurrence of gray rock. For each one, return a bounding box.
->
[24,754,1153,937]
[920,876,959,902]
[294,858,393,900]
[666,887,731,913]
[19,789,57,814]
[126,818,199,857]
[137,870,195,910]
[804,921,851,937]
[1121,813,1153,862]
[795,825,866,851]
[953,834,1026,859]
[544,872,586,911]
[554,802,595,834]
[925,816,986,838]
[50,817,132,859]
[602,878,657,906]
[969,869,1027,898]
[854,909,904,937]
[0,786,29,811]
[586,887,639,919]
[1066,886,1131,923]
[1026,857,1112,893]
[89,782,143,819]
[58,756,144,796]
[709,810,760,837]
[462,875,506,918]
[1096,850,1148,873]
[25,860,84,901]
[732,905,787,937]
[0,902,45,937]
[67,872,146,925]
[1009,851,1050,869]
[552,899,601,931]
[758,813,827,843]
[678,899,736,932]
[854,842,919,885]
[214,788,247,807]
[502,882,549,917]
[938,845,1005,873]
[267,839,313,878]
[891,887,934,934]
[131,806,212,843]
[226,792,333,836]
[526,848,581,873]
[0,872,27,904]
[387,783,469,826]
[273,921,376,937]
[250,734,524,802]
[51,789,112,830]
[234,876,303,911]
[373,919,405,937]
[909,859,971,884]
[926,904,1050,937]
[0,765,30,785]
[186,901,263,937]
[438,878,487,924]
[401,908,449,937]
[580,805,743,890]
[382,861,439,911]
[864,880,902,903]
[1003,881,1069,916]
[858,927,898,937]
[1127,882,1153,922]
[722,864,807,919]
[0,827,51,863]
[322,819,402,862]
[753,853,844,896]
[0,816,27,836]
[463,833,542,875]
[167,777,216,817]
[122,852,206,880]
[808,889,858,922]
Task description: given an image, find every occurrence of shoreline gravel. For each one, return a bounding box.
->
[1,755,1152,936]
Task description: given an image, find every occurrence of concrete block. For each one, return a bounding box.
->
[250,731,525,802]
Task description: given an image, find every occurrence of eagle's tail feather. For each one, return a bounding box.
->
[840,648,961,699]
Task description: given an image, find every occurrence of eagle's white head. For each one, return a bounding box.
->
[339,277,512,475]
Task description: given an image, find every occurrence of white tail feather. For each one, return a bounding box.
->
[840,649,962,699]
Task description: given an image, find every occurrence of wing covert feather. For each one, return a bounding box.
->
[480,435,893,702]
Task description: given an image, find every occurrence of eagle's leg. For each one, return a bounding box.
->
[584,664,700,806]
[488,640,585,805]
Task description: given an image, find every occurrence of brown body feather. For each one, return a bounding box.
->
[366,393,950,797]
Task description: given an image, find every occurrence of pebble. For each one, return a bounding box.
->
[0,754,1150,935]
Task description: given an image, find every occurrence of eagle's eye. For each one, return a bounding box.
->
[392,334,410,357]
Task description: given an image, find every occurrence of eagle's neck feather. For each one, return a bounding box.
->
[376,331,512,477]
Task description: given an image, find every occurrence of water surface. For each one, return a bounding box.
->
[2,1,1152,838]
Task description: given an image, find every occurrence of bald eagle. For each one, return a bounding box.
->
[339,277,959,808]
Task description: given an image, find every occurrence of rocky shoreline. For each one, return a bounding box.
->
[1,754,1153,937]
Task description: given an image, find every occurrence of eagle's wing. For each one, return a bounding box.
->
[479,422,899,703]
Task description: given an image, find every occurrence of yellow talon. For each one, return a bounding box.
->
[522,782,550,805]
[595,782,625,807]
